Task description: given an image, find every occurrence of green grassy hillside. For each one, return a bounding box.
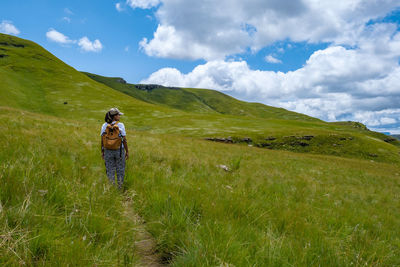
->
[83,72,319,121]
[1,107,400,265]
[1,33,399,162]
[82,73,400,163]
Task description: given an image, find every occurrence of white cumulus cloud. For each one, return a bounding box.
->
[135,0,400,60]
[265,55,282,64]
[116,3,124,12]
[133,0,400,131]
[62,17,71,23]
[78,36,103,52]
[46,29,75,44]
[126,0,160,9]
[46,29,103,52]
[139,24,236,60]
[0,20,20,35]
[141,25,400,129]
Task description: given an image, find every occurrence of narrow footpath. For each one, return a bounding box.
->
[122,193,164,267]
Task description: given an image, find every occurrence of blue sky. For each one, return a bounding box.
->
[2,0,400,134]
[0,0,201,81]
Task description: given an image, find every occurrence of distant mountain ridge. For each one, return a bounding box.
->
[82,72,320,121]
[391,134,400,140]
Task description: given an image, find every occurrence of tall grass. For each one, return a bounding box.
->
[2,106,400,265]
[128,131,400,266]
[0,108,141,266]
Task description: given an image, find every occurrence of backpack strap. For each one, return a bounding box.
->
[120,140,122,158]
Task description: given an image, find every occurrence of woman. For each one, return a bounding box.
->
[101,108,129,189]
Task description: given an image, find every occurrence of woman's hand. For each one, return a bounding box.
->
[125,151,129,160]
[101,151,104,160]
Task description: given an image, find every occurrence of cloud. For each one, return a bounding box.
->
[62,17,71,23]
[135,0,400,60]
[46,29,75,44]
[133,1,400,131]
[141,25,400,130]
[126,0,160,9]
[46,29,103,52]
[265,54,282,64]
[64,8,73,15]
[0,20,20,35]
[78,36,103,52]
[116,3,124,12]
[139,24,240,60]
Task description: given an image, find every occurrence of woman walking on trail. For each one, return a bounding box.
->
[101,108,129,189]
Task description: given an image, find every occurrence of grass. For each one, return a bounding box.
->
[82,73,400,163]
[1,107,400,266]
[128,130,400,266]
[0,107,141,266]
[1,33,400,265]
[1,33,399,163]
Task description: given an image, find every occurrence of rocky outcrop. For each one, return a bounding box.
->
[205,135,314,148]
[205,137,234,143]
[0,42,24,48]
[241,137,252,143]
[384,137,397,143]
[301,135,314,140]
[135,84,180,91]
[115,78,126,84]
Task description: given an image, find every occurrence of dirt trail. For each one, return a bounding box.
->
[122,194,164,267]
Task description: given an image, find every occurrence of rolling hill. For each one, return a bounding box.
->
[82,72,400,163]
[1,33,400,265]
[82,72,320,121]
[1,33,400,163]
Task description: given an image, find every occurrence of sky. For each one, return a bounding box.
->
[1,0,400,134]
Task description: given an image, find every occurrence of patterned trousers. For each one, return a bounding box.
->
[104,148,125,188]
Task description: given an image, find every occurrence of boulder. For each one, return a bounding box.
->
[217,164,229,171]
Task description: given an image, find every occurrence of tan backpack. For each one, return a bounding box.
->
[102,123,122,150]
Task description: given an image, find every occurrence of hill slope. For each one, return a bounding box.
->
[0,32,399,163]
[1,106,400,265]
[83,72,319,121]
